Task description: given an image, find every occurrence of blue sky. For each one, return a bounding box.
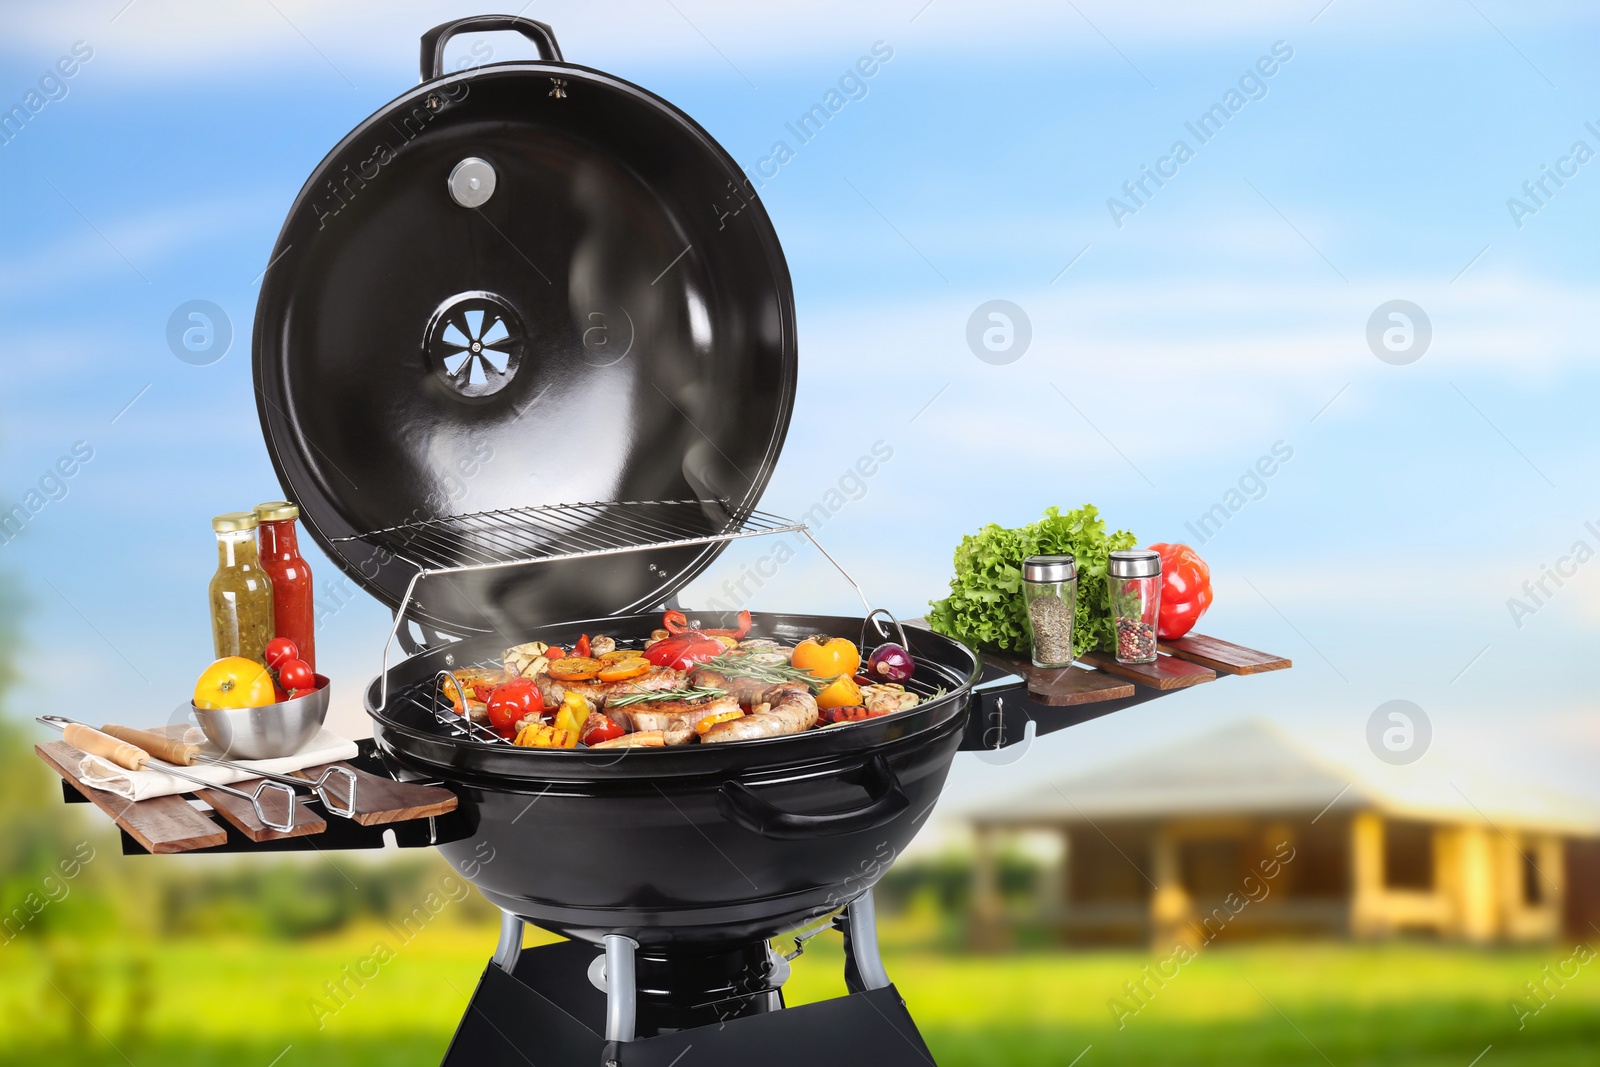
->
[2,0,1597,833]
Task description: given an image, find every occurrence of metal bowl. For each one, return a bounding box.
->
[192,676,330,760]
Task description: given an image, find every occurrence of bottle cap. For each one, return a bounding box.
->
[212,512,259,533]
[253,501,299,522]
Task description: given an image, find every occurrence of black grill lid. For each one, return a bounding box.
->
[253,17,797,639]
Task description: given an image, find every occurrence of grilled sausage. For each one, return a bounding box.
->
[701,683,817,744]
[688,667,768,706]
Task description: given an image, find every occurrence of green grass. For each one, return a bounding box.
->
[3,925,1597,1066]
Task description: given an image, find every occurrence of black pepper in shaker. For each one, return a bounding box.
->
[1022,555,1077,668]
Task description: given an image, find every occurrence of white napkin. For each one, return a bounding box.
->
[75,724,360,802]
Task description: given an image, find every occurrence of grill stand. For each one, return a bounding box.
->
[450,892,932,1067]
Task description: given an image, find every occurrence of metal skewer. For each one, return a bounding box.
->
[38,715,304,833]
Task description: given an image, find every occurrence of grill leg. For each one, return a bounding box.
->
[844,889,892,991]
[492,910,524,974]
[603,933,640,1043]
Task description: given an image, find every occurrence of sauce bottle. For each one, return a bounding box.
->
[210,512,274,663]
[254,501,315,670]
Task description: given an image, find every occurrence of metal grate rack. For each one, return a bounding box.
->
[331,500,806,574]
[339,499,877,711]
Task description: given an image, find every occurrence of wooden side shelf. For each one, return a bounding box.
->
[1160,633,1293,674]
[969,630,1288,709]
[36,738,460,855]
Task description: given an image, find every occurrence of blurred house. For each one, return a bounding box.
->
[966,721,1600,948]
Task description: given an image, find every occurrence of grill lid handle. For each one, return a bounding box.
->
[716,755,909,840]
[420,15,563,81]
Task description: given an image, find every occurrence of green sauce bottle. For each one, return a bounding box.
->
[209,512,275,663]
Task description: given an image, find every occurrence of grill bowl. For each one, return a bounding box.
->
[367,613,979,948]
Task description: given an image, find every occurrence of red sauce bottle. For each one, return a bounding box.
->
[254,501,315,670]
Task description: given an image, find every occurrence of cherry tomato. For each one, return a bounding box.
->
[580,713,625,746]
[487,678,540,733]
[545,646,566,660]
[574,634,591,659]
[278,658,316,692]
[265,638,300,670]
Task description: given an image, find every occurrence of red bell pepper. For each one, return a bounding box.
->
[574,634,591,659]
[660,609,750,640]
[1148,543,1213,640]
[643,632,723,671]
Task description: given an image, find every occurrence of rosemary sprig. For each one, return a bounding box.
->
[608,685,729,709]
[696,654,833,692]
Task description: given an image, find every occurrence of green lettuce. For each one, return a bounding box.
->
[927,505,1136,659]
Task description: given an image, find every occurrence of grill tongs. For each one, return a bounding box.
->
[37,715,357,833]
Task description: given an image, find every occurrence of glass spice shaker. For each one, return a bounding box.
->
[1108,549,1161,665]
[1022,554,1078,668]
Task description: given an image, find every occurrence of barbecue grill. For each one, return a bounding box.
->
[37,15,1290,1066]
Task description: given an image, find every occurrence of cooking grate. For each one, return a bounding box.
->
[346,499,886,711]
[332,500,805,575]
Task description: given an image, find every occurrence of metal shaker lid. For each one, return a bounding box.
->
[1108,549,1161,578]
[1023,554,1077,582]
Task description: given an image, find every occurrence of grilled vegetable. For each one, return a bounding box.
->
[696,708,745,734]
[547,656,604,682]
[791,635,860,681]
[573,634,592,659]
[597,657,650,682]
[488,678,540,733]
[643,632,723,671]
[504,642,553,680]
[443,668,508,712]
[552,691,590,737]
[514,722,579,748]
[589,635,617,656]
[860,683,920,714]
[815,675,863,711]
[1148,542,1213,640]
[866,642,914,683]
[580,713,625,746]
[590,730,665,749]
[660,608,751,640]
[818,705,891,725]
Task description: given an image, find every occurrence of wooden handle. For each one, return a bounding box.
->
[101,724,199,767]
[63,723,149,771]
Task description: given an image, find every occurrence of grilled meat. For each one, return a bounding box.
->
[701,683,818,744]
[622,692,742,745]
[687,667,768,705]
[536,665,683,711]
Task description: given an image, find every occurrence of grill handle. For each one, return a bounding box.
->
[420,15,563,81]
[716,756,908,840]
